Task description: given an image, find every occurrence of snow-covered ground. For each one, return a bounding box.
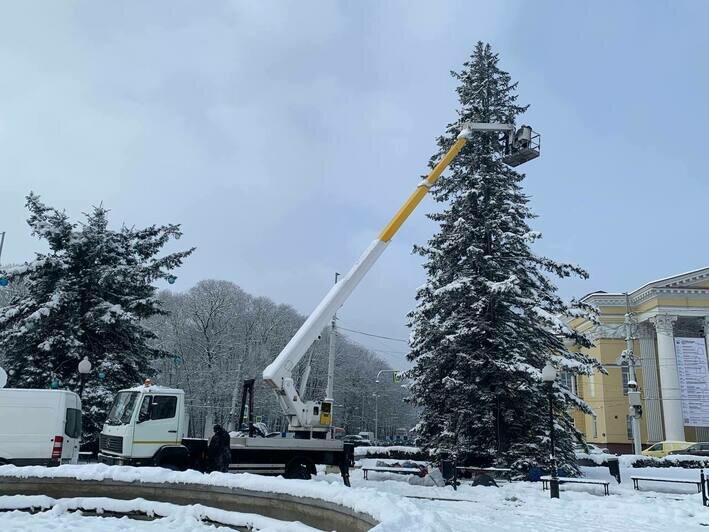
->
[314,462,709,531]
[1,510,207,532]
[0,494,317,531]
[1,462,709,531]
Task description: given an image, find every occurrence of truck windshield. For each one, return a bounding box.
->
[106,392,139,425]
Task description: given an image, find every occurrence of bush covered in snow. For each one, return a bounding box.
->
[354,446,429,461]
[574,452,619,466]
[630,455,709,469]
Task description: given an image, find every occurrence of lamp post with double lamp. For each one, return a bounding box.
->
[542,363,560,499]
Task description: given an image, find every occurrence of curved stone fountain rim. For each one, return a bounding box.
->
[0,475,379,531]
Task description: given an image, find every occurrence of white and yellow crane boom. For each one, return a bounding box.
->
[263,121,539,436]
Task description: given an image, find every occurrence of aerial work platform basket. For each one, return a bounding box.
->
[500,125,540,167]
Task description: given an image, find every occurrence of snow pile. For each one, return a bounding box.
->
[0,464,425,530]
[0,494,315,531]
[1,510,201,532]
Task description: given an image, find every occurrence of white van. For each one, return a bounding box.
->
[0,389,82,466]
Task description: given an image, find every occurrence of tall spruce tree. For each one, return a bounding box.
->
[407,43,602,474]
[0,193,193,440]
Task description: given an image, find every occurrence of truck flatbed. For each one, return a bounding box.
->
[229,436,343,451]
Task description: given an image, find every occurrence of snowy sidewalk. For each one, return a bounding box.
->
[2,463,709,531]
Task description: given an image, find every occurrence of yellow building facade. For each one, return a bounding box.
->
[569,268,709,453]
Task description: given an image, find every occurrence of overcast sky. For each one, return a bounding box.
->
[2,1,708,369]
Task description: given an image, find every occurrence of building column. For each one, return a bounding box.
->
[638,321,664,442]
[651,315,684,441]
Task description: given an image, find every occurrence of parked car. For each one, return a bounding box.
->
[641,440,692,458]
[343,435,371,448]
[0,388,82,466]
[668,442,709,457]
[574,443,609,455]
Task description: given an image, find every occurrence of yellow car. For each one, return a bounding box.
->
[641,441,692,458]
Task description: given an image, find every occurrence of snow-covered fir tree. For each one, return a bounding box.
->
[407,43,602,474]
[0,193,193,440]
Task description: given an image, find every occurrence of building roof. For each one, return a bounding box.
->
[581,266,709,307]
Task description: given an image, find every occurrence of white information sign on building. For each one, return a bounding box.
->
[674,337,709,427]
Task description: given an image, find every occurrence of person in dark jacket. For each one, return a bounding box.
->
[208,424,231,473]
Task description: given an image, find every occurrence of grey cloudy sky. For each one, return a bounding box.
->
[2,1,708,368]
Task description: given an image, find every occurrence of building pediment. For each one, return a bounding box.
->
[642,267,709,290]
[581,267,709,308]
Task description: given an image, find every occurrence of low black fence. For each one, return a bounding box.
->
[701,469,709,507]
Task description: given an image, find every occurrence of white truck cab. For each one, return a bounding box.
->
[98,383,188,467]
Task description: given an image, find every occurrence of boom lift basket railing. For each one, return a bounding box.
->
[500,126,540,167]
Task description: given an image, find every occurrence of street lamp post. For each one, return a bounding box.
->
[542,363,560,499]
[372,393,379,443]
[52,357,92,399]
[77,356,92,399]
[375,369,402,384]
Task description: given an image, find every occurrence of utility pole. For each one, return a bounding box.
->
[228,362,243,431]
[624,293,643,455]
[0,232,8,288]
[325,272,339,401]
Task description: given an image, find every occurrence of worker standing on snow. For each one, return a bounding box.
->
[208,424,231,472]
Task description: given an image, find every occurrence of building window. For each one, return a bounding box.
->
[560,371,577,395]
[626,415,633,439]
[591,415,598,438]
[621,365,629,396]
[588,373,596,398]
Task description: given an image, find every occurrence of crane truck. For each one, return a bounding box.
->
[97,121,539,484]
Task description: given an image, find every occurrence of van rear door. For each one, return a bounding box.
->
[62,393,82,464]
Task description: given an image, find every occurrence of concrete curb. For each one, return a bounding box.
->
[0,476,379,531]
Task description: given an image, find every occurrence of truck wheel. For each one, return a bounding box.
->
[285,458,313,480]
